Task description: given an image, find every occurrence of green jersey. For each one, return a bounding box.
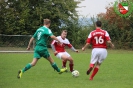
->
[33,26,53,47]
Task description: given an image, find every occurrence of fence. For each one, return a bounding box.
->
[0,34,34,52]
[1,34,133,52]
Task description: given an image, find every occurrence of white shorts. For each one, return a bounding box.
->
[56,52,71,59]
[91,48,107,64]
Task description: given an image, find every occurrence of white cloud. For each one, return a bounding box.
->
[76,0,116,17]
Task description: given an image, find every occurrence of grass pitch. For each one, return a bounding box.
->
[0,49,132,88]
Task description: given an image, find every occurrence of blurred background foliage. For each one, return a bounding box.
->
[0,0,133,49]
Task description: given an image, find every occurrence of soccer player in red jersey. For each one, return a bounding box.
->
[82,21,114,80]
[51,30,79,72]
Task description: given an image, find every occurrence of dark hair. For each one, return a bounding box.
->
[96,21,102,27]
[62,30,67,33]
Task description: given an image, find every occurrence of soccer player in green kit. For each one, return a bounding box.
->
[17,19,67,79]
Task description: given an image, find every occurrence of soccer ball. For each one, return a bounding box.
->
[72,70,79,77]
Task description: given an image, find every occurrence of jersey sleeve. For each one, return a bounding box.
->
[105,31,111,41]
[51,36,59,45]
[66,39,72,48]
[47,29,53,36]
[51,40,56,45]
[86,32,92,43]
[67,44,72,48]
[51,40,56,51]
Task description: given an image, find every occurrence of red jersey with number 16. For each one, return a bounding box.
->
[86,28,111,48]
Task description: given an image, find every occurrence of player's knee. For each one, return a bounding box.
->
[68,58,73,63]
[96,64,101,68]
[31,63,36,66]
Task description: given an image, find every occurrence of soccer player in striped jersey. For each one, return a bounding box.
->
[82,21,114,80]
[51,30,79,72]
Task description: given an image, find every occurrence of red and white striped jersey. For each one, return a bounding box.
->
[51,36,72,52]
[86,28,111,48]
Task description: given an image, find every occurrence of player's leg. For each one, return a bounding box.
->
[46,56,67,74]
[17,50,40,79]
[46,56,60,72]
[89,62,100,80]
[22,51,41,73]
[62,56,74,72]
[90,48,107,80]
[56,52,67,68]
[17,58,39,79]
[22,58,39,72]
[55,52,68,72]
[21,51,41,73]
[44,50,67,74]
[61,52,74,72]
[87,48,98,75]
[62,59,67,68]
[67,57,74,72]
[86,63,95,75]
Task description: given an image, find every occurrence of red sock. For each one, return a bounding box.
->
[90,67,99,80]
[90,64,94,68]
[87,64,94,75]
[69,64,74,72]
[62,60,67,67]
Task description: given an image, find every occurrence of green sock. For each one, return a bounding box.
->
[22,63,32,73]
[52,63,60,72]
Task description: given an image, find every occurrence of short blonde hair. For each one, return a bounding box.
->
[43,19,51,25]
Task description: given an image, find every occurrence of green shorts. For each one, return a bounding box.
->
[34,46,50,59]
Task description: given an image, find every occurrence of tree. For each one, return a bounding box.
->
[96,1,133,49]
[0,0,81,35]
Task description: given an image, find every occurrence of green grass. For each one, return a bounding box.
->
[0,49,133,88]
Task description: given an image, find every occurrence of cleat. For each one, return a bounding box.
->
[59,67,67,74]
[65,69,68,72]
[62,66,68,72]
[17,70,23,79]
[86,67,93,75]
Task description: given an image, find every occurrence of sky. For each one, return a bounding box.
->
[76,0,117,17]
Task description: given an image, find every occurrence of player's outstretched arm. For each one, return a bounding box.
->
[51,43,56,52]
[82,43,90,51]
[71,46,79,53]
[107,40,114,48]
[51,40,59,56]
[27,37,34,50]
[50,35,62,45]
[51,43,58,55]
